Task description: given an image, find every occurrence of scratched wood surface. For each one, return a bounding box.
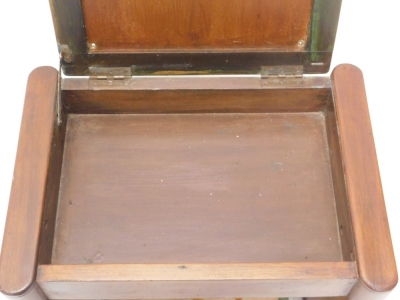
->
[51,112,342,265]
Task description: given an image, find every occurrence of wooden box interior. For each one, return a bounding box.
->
[38,77,354,268]
[0,0,396,299]
[1,66,396,300]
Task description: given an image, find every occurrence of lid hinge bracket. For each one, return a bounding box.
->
[89,67,132,87]
[260,65,304,85]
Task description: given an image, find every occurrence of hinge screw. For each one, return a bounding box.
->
[89,43,97,51]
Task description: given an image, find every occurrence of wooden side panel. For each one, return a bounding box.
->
[37,263,357,299]
[82,0,313,52]
[331,64,398,299]
[63,89,330,114]
[325,96,354,261]
[0,67,58,298]
[62,76,331,114]
[37,108,67,265]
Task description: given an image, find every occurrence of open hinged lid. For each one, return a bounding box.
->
[50,0,342,76]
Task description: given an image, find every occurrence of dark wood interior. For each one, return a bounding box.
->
[52,112,340,264]
[34,82,354,266]
[1,0,396,294]
[81,0,313,52]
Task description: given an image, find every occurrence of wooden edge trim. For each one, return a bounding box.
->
[37,262,357,282]
[331,64,398,293]
[37,263,357,299]
[49,0,87,54]
[308,0,342,63]
[0,67,58,296]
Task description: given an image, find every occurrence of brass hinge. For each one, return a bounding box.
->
[89,67,132,87]
[261,65,304,85]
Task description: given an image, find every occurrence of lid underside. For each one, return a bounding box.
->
[50,0,342,75]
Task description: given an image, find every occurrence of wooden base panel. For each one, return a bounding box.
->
[52,112,342,265]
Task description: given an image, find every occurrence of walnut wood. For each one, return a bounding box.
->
[0,67,58,299]
[63,89,330,114]
[50,0,342,75]
[1,63,396,300]
[81,0,312,52]
[37,262,357,299]
[62,76,331,114]
[37,105,67,265]
[49,0,86,54]
[51,113,343,265]
[331,64,398,299]
[324,96,354,261]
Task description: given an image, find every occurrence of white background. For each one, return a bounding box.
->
[0,1,399,299]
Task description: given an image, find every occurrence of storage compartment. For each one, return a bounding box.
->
[0,0,396,298]
[29,76,359,300]
[37,77,352,267]
[53,111,340,264]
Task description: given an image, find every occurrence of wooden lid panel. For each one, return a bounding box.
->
[82,0,313,53]
[50,0,342,75]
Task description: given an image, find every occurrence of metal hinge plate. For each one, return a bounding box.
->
[261,65,304,86]
[89,67,132,87]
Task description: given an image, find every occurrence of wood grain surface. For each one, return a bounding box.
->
[50,0,342,75]
[37,99,67,266]
[63,89,330,114]
[81,0,313,52]
[0,67,58,298]
[325,96,354,262]
[332,64,398,299]
[37,262,357,299]
[51,113,342,265]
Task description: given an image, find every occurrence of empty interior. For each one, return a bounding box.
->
[81,0,313,52]
[38,82,353,266]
